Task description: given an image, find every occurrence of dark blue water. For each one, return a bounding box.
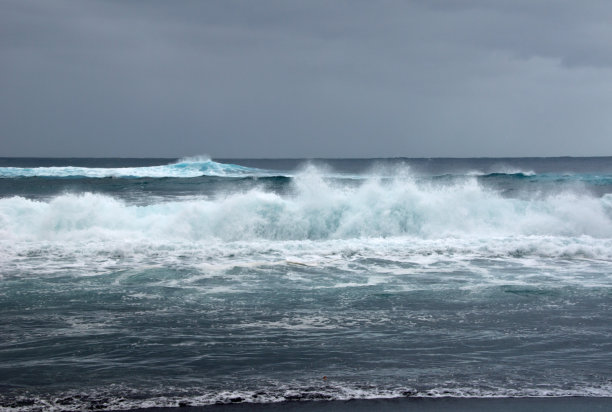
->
[1,157,612,410]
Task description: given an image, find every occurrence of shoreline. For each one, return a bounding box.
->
[125,397,612,412]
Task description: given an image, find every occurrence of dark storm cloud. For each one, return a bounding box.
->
[2,0,612,157]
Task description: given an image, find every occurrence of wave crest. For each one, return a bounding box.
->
[2,170,612,242]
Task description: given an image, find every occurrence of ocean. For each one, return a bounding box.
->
[1,157,611,410]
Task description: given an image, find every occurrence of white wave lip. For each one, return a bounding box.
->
[0,157,266,178]
[1,168,612,243]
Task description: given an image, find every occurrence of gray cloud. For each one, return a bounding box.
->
[2,0,612,157]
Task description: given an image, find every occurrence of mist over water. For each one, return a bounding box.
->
[1,158,612,410]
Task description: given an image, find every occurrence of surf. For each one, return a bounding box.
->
[1,167,611,242]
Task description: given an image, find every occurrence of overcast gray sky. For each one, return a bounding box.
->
[2,0,612,158]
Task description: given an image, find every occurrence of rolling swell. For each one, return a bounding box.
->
[479,171,612,185]
[0,175,292,200]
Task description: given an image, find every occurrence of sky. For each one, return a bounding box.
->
[2,0,612,158]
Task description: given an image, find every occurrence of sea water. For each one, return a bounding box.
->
[1,157,611,410]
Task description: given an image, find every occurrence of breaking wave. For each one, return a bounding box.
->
[0,157,270,178]
[1,168,612,242]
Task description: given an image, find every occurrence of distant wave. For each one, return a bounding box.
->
[479,172,536,178]
[3,158,612,185]
[466,168,536,177]
[477,172,612,184]
[448,169,612,185]
[0,157,273,178]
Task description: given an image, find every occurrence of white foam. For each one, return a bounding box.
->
[3,382,612,411]
[2,235,611,291]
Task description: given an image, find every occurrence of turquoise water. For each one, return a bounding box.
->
[1,157,612,410]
